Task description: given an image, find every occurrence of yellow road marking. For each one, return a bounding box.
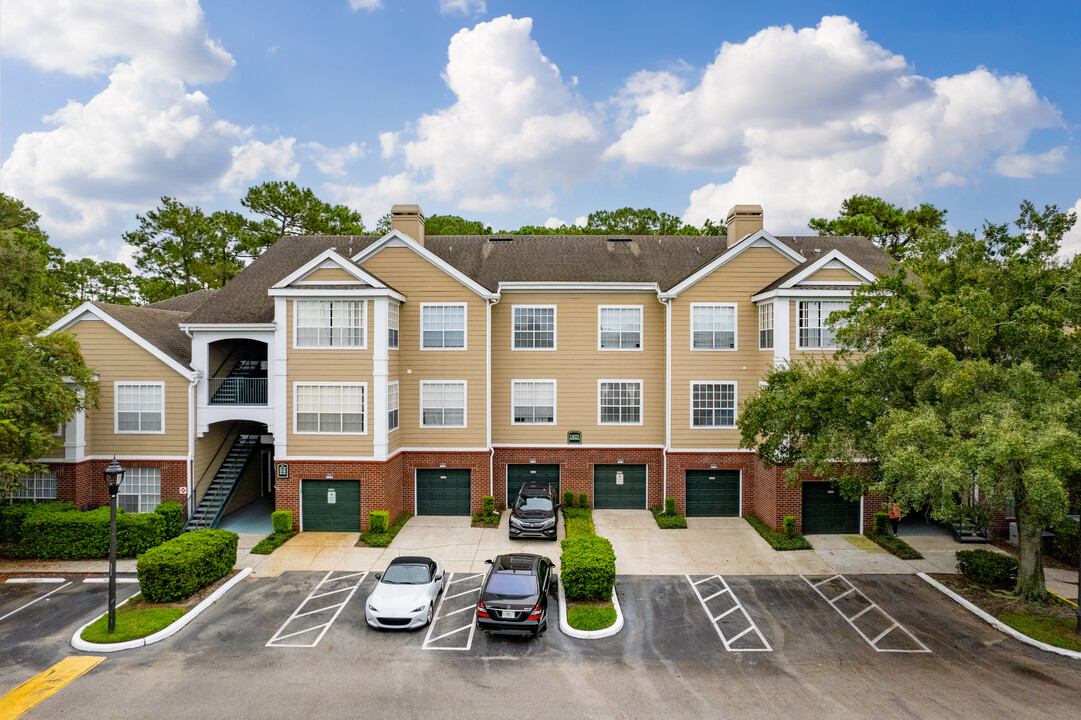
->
[0,656,104,720]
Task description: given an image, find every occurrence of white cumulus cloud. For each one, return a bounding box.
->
[439,0,486,15]
[1059,198,1081,259]
[994,146,1067,179]
[349,0,383,10]
[607,16,1063,232]
[303,142,365,178]
[221,137,300,190]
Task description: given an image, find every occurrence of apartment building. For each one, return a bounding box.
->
[36,204,892,535]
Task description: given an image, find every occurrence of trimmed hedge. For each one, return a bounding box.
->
[0,502,75,545]
[560,535,616,601]
[482,496,495,515]
[956,549,1018,586]
[369,511,389,533]
[562,507,595,537]
[563,491,574,508]
[783,516,797,537]
[744,514,813,551]
[359,512,411,548]
[272,510,293,534]
[251,531,296,555]
[577,493,589,509]
[872,511,889,537]
[155,501,184,540]
[138,529,238,602]
[15,507,169,559]
[651,505,687,529]
[664,497,676,515]
[865,532,923,559]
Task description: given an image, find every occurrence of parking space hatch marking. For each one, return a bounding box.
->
[0,656,105,720]
[266,571,366,648]
[0,582,72,624]
[801,574,931,653]
[422,572,483,651]
[686,575,772,652]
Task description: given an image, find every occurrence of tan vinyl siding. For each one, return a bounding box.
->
[68,318,189,456]
[286,299,375,456]
[360,247,487,447]
[671,247,798,449]
[803,267,861,283]
[42,432,65,459]
[492,292,664,445]
[300,267,361,283]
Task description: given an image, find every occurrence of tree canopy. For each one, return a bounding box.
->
[809,194,947,259]
[240,181,364,254]
[740,200,1080,600]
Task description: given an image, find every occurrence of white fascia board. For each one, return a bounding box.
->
[267,288,407,302]
[751,288,861,302]
[499,282,660,294]
[350,230,498,300]
[660,230,804,298]
[777,249,876,289]
[41,302,195,380]
[179,323,276,332]
[272,249,387,289]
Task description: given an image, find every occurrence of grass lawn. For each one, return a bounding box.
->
[251,531,296,555]
[358,512,411,548]
[80,606,185,644]
[999,614,1081,652]
[567,601,616,631]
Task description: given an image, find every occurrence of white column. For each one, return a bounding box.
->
[773,297,790,367]
[65,404,86,462]
[272,297,289,458]
[372,297,389,461]
[192,333,210,408]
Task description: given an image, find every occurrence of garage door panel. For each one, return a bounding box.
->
[416,469,471,515]
[594,464,647,509]
[802,482,859,534]
[686,470,739,517]
[302,480,361,532]
[507,464,560,504]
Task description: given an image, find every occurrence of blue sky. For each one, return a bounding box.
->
[2,0,1079,261]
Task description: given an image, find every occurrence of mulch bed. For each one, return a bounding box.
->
[988,536,1076,572]
[929,573,1076,622]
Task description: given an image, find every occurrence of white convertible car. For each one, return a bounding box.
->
[365,555,446,629]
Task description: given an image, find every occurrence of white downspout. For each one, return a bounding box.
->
[184,325,197,519]
[487,295,499,496]
[659,295,671,503]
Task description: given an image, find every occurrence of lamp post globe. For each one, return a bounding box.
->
[104,457,125,633]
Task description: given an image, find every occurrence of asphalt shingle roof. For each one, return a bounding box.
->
[759,236,895,294]
[91,303,193,367]
[145,288,219,313]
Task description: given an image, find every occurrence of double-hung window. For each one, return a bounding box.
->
[599,306,642,350]
[798,300,849,349]
[295,383,366,433]
[118,468,161,513]
[512,380,556,424]
[12,471,57,500]
[387,381,399,432]
[295,300,365,348]
[388,302,399,350]
[512,306,555,349]
[691,382,736,428]
[691,304,736,350]
[421,382,466,427]
[116,383,164,433]
[598,380,642,424]
[758,303,774,350]
[421,304,466,349]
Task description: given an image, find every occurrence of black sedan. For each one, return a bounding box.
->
[475,553,554,637]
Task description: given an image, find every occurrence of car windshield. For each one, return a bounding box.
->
[515,495,553,512]
[486,573,538,598]
[382,564,430,584]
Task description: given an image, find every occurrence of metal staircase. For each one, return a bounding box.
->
[209,360,267,405]
[185,434,260,530]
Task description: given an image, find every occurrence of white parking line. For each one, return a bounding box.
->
[422,572,482,651]
[4,578,67,584]
[802,574,930,653]
[686,575,772,652]
[266,570,367,648]
[0,582,72,623]
[82,578,139,584]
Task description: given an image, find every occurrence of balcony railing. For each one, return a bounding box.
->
[209,377,268,406]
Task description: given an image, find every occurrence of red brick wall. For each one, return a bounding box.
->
[46,459,187,512]
[401,451,492,515]
[384,452,405,522]
[275,460,389,531]
[749,457,803,532]
[664,451,757,515]
[492,448,664,508]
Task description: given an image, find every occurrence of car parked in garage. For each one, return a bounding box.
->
[365,556,445,630]
[475,553,554,637]
[508,482,559,540]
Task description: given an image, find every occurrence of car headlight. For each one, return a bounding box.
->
[412,606,425,613]
[541,518,555,528]
[509,516,522,527]
[368,604,378,612]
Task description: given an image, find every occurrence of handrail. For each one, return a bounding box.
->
[209,377,268,405]
[192,420,242,513]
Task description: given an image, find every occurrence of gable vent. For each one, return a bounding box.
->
[813,248,822,255]
[608,236,632,242]
[488,236,514,242]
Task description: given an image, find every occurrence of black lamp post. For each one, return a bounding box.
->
[104,457,125,633]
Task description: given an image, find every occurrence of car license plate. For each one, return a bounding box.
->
[500,610,515,619]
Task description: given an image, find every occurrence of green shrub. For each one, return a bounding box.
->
[651,506,687,529]
[359,512,411,548]
[664,497,676,515]
[369,511,389,533]
[577,493,589,509]
[560,535,616,601]
[154,501,184,539]
[482,495,495,515]
[563,491,574,508]
[783,516,797,537]
[562,507,595,537]
[138,529,238,603]
[271,510,293,534]
[1048,517,1079,566]
[0,502,75,545]
[251,531,296,555]
[956,549,1018,586]
[865,532,923,559]
[744,514,813,551]
[872,512,889,536]
[16,507,168,559]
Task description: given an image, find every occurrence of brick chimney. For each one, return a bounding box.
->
[390,204,425,246]
[726,204,763,243]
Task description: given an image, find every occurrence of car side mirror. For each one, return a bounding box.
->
[374,572,381,580]
[435,574,443,581]
[555,502,561,509]
[484,558,493,565]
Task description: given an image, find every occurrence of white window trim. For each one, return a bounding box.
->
[12,470,57,500]
[419,380,468,428]
[388,302,400,351]
[689,381,738,429]
[114,381,165,435]
[759,302,774,351]
[796,299,850,351]
[511,305,557,351]
[292,299,368,350]
[387,380,400,433]
[419,302,468,351]
[116,467,161,514]
[597,305,644,352]
[293,382,368,435]
[689,303,738,352]
[597,379,644,426]
[510,379,557,425]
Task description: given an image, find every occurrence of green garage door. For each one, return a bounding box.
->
[302,480,361,531]
[593,464,647,509]
[507,464,560,504]
[802,482,859,534]
[686,470,740,516]
[416,469,471,515]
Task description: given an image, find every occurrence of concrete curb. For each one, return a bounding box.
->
[918,572,1081,661]
[557,577,623,640]
[71,567,254,652]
